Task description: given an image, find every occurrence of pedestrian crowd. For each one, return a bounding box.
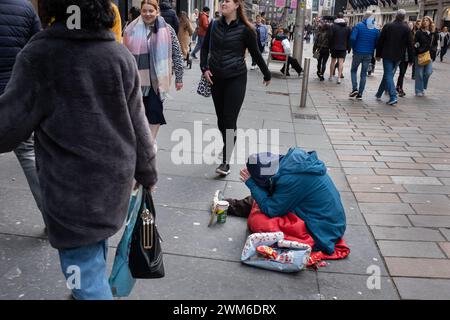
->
[312,9,449,105]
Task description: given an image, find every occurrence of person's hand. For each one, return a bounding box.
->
[408,62,413,67]
[376,57,381,62]
[263,80,271,86]
[176,83,183,91]
[240,168,251,183]
[148,185,157,192]
[204,70,213,85]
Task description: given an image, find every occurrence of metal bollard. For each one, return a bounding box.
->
[300,58,310,108]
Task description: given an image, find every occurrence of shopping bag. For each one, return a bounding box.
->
[109,186,143,297]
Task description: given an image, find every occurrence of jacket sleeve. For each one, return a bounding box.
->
[245,177,301,217]
[350,25,358,48]
[168,25,184,84]
[0,53,44,153]
[246,28,271,81]
[376,25,387,58]
[125,60,158,188]
[347,27,352,52]
[200,22,212,73]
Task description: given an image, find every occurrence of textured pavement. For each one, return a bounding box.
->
[1,42,450,300]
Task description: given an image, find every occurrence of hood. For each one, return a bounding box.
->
[363,17,376,30]
[334,18,347,26]
[275,148,327,177]
[275,34,287,41]
[246,152,283,190]
[160,2,172,10]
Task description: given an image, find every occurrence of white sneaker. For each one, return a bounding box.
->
[328,76,333,81]
[250,65,256,70]
[337,79,341,84]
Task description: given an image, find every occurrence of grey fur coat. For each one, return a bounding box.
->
[0,24,157,249]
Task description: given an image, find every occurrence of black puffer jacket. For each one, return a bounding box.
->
[329,19,351,51]
[200,17,271,81]
[0,0,41,94]
[160,2,179,34]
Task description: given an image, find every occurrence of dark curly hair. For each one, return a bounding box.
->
[39,0,115,30]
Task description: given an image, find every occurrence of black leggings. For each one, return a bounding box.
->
[317,49,329,75]
[396,61,408,89]
[211,73,247,164]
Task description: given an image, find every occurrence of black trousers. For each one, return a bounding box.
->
[282,56,303,74]
[225,196,254,218]
[211,73,247,164]
[396,61,408,89]
[317,49,329,75]
[441,46,448,61]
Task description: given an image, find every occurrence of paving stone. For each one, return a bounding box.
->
[393,277,450,300]
[377,240,445,258]
[317,273,399,300]
[424,170,450,178]
[316,225,389,276]
[403,185,450,194]
[364,214,412,227]
[341,161,387,168]
[411,203,450,215]
[399,193,450,204]
[335,150,378,156]
[128,255,320,300]
[326,168,350,191]
[415,157,450,164]
[385,257,450,278]
[338,155,375,162]
[371,226,445,241]
[343,168,376,175]
[439,242,450,258]
[377,151,421,157]
[374,169,425,176]
[409,215,450,228]
[440,228,450,241]
[355,193,401,203]
[358,203,415,215]
[365,146,407,151]
[296,134,332,149]
[347,175,392,184]
[339,192,365,226]
[0,234,68,300]
[430,164,450,171]
[390,176,442,185]
[349,184,406,193]
[386,162,432,170]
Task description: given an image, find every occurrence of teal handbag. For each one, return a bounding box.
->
[108,186,143,297]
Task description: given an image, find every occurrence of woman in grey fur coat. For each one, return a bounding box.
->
[0,0,157,300]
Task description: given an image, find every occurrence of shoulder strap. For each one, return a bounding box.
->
[209,20,215,51]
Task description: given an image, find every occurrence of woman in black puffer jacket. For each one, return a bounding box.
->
[200,0,271,176]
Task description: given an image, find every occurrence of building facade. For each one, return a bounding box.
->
[345,0,419,27]
[422,0,450,28]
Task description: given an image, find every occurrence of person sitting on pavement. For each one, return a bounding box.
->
[271,28,303,76]
[349,11,380,101]
[219,148,347,255]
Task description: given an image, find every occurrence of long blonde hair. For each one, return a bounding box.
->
[234,0,255,34]
[421,16,435,32]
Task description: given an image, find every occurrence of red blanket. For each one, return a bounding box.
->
[247,202,350,268]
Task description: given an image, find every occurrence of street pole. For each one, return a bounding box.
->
[293,0,306,64]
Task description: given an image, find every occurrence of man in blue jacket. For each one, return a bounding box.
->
[349,11,380,100]
[232,149,346,255]
[0,0,42,214]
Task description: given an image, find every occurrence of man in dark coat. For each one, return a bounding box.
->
[0,0,43,214]
[375,9,413,105]
[328,12,351,83]
[0,0,157,300]
[160,0,179,34]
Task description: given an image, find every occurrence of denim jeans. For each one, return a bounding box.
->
[351,53,372,94]
[13,135,43,213]
[59,240,113,300]
[376,59,399,101]
[414,56,433,94]
[191,35,204,56]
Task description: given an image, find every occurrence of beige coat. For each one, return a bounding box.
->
[178,19,194,57]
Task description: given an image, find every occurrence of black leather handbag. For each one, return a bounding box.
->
[129,189,165,279]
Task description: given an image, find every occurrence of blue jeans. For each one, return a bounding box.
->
[191,35,204,56]
[351,53,372,94]
[376,59,399,101]
[13,135,43,213]
[414,57,433,94]
[59,240,113,300]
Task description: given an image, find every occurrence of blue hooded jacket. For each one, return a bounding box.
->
[350,18,380,55]
[245,148,346,255]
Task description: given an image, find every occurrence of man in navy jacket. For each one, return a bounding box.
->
[349,11,380,100]
[0,0,43,214]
